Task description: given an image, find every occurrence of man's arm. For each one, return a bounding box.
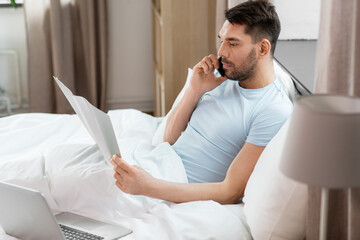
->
[163,88,202,145]
[111,142,264,204]
[163,54,227,145]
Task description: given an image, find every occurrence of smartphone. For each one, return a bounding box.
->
[217,57,225,77]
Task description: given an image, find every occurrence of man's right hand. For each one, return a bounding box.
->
[189,54,227,96]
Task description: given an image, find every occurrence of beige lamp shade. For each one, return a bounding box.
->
[280,95,360,188]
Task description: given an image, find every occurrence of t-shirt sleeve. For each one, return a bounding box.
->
[246,101,293,146]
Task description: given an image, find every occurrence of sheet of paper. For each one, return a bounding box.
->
[54,77,121,164]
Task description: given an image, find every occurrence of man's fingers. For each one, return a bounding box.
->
[115,180,125,191]
[114,172,132,194]
[208,54,219,69]
[204,57,215,73]
[200,58,211,74]
[114,171,124,182]
[113,164,128,182]
[112,155,133,173]
[119,160,133,173]
[199,55,219,74]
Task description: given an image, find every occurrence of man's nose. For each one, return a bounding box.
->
[217,42,228,58]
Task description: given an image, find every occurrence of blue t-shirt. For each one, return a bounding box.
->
[172,79,293,183]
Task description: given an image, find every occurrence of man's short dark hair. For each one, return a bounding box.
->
[225,0,281,56]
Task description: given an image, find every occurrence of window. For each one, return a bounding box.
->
[0,0,23,8]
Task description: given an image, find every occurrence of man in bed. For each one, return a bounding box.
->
[110,0,292,204]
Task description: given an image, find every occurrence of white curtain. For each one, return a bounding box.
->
[314,0,360,97]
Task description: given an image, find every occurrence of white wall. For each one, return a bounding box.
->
[229,0,321,40]
[106,0,153,112]
[0,7,28,111]
[274,0,321,40]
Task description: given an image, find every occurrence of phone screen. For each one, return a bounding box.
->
[217,57,225,77]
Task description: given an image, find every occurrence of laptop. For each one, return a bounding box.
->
[0,181,132,240]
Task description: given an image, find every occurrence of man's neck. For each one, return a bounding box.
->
[238,59,276,89]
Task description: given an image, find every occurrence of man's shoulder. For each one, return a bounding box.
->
[251,82,293,124]
[256,80,293,110]
[259,95,293,117]
[246,90,293,146]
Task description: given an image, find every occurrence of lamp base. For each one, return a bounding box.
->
[320,187,329,240]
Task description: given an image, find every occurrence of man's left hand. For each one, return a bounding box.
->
[110,155,155,195]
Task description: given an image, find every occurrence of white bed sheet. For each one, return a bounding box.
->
[0,109,251,240]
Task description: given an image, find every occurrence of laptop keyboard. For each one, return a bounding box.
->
[59,224,104,240]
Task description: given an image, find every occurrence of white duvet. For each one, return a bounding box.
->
[0,109,251,240]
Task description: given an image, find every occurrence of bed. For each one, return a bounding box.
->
[0,60,310,240]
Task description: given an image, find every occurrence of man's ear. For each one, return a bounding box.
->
[258,39,271,57]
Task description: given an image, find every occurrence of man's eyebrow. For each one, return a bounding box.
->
[217,35,240,42]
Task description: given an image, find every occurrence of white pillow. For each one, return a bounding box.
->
[274,60,298,102]
[243,119,308,240]
[151,61,297,146]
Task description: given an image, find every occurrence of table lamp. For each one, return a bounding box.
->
[280,94,360,240]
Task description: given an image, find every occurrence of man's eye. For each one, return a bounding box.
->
[229,43,237,47]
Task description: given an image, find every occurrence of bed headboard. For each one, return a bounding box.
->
[274,57,312,97]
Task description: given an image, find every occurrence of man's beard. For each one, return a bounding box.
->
[222,48,258,82]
